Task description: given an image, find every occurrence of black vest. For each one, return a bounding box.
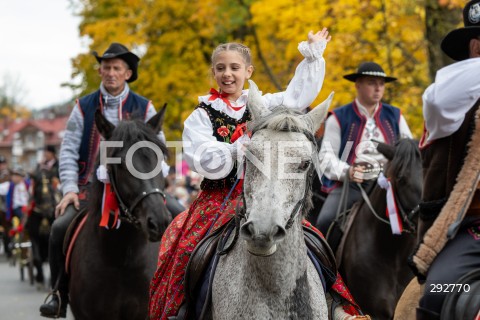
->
[77,90,150,185]
[196,103,251,190]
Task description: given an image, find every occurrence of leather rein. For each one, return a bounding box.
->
[358,180,418,234]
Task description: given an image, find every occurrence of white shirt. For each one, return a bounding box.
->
[183,40,328,179]
[423,57,480,143]
[319,99,412,181]
[0,181,29,209]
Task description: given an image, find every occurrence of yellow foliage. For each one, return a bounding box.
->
[69,0,458,141]
[0,104,31,120]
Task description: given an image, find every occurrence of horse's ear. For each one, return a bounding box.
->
[301,92,334,133]
[247,80,270,120]
[95,109,115,140]
[375,140,395,160]
[147,103,167,134]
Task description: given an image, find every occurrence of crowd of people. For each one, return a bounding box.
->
[1,1,480,319]
[0,146,60,284]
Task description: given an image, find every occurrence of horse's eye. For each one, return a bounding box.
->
[298,160,311,171]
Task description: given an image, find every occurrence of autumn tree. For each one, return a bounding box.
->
[425,0,462,80]
[0,73,31,120]
[67,0,463,138]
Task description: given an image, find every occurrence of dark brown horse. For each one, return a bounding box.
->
[338,139,422,319]
[68,108,171,320]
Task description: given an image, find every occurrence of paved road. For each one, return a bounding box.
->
[0,252,74,320]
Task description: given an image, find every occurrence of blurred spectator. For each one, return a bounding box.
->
[163,169,186,217]
[0,156,10,212]
[174,186,189,208]
[0,155,10,255]
[176,157,202,195]
[0,155,10,183]
[0,166,30,257]
[27,145,60,285]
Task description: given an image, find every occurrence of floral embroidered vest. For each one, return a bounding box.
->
[196,102,251,190]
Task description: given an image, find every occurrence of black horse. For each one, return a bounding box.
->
[68,108,171,319]
[337,139,422,319]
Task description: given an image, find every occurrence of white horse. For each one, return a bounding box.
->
[211,80,337,320]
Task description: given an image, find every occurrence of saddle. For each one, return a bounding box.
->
[179,221,338,320]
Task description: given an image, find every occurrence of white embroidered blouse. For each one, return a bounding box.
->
[319,99,412,182]
[183,40,328,180]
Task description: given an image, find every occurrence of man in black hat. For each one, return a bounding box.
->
[40,43,165,318]
[410,1,480,319]
[315,61,412,235]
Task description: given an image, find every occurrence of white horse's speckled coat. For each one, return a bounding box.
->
[212,81,333,320]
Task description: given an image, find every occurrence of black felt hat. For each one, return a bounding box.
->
[93,43,140,82]
[441,0,480,61]
[343,62,397,83]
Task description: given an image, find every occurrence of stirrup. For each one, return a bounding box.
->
[41,290,63,318]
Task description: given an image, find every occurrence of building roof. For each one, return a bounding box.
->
[0,116,69,147]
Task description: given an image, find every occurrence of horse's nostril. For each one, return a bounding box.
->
[147,217,158,232]
[272,225,286,242]
[240,221,255,239]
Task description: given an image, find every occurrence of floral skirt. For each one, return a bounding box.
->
[149,184,360,319]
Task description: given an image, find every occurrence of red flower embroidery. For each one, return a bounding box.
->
[217,126,229,137]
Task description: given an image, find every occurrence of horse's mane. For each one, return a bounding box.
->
[88,119,169,216]
[388,139,420,179]
[110,120,169,156]
[248,107,308,134]
[247,106,315,215]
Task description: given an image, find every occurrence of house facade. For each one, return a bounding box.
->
[0,116,68,173]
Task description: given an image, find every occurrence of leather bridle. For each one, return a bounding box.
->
[238,128,318,230]
[107,165,166,228]
[357,179,419,234]
[217,127,318,255]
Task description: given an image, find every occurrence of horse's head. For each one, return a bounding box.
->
[94,105,171,241]
[239,80,332,256]
[377,139,423,219]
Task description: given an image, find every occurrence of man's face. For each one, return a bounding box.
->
[355,76,385,106]
[98,58,132,96]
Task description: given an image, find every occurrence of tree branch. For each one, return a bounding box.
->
[238,0,283,91]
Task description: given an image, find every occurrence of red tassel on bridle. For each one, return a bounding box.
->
[99,183,120,229]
